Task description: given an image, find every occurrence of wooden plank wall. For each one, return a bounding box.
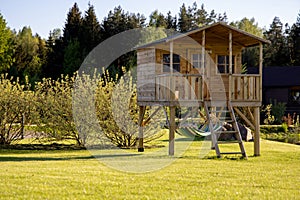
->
[137,48,156,102]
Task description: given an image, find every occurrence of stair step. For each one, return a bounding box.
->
[204,100,247,159]
[220,152,243,155]
[210,110,229,113]
[217,140,241,144]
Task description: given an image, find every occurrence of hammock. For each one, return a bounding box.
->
[176,123,223,137]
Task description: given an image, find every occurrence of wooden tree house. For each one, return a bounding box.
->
[136,22,270,157]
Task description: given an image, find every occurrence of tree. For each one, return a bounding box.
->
[42,29,64,79]
[149,10,167,28]
[63,3,82,44]
[35,75,82,145]
[165,11,177,30]
[178,3,192,32]
[290,12,300,65]
[0,13,14,73]
[207,10,217,24]
[102,6,146,77]
[231,17,263,37]
[217,12,228,23]
[0,75,36,145]
[63,39,82,75]
[81,3,102,55]
[11,27,43,83]
[264,17,290,66]
[193,3,208,27]
[230,18,264,67]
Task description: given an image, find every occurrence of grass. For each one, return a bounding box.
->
[0,137,299,199]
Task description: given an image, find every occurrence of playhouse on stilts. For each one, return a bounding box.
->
[136,22,270,158]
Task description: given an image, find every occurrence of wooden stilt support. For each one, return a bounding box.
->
[254,107,260,156]
[169,106,176,156]
[138,106,146,152]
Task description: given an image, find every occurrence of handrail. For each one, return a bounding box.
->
[231,74,260,77]
[156,73,202,77]
[230,74,261,101]
[155,74,203,101]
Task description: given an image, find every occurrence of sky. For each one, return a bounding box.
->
[0,0,299,39]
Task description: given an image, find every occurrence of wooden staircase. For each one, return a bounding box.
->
[204,101,247,159]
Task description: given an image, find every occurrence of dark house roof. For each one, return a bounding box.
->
[263,66,300,87]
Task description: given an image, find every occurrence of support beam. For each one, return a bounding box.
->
[169,41,175,100]
[142,106,161,126]
[254,107,260,156]
[170,41,173,74]
[169,106,176,156]
[229,31,233,74]
[201,30,205,75]
[201,30,206,100]
[138,106,146,152]
[247,107,255,123]
[259,42,263,101]
[228,31,233,101]
[233,107,255,130]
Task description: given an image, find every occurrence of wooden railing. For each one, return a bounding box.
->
[155,74,203,101]
[230,74,261,101]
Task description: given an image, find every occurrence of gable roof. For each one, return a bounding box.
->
[138,22,270,49]
[263,66,300,87]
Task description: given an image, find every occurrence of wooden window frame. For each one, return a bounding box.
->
[162,53,180,73]
[216,55,235,74]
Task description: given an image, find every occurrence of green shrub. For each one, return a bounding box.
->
[0,75,37,145]
[270,100,286,124]
[278,123,288,133]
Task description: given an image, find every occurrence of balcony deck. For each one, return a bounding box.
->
[137,73,262,107]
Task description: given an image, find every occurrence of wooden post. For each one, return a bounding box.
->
[254,107,260,156]
[228,31,233,101]
[201,30,205,74]
[138,106,146,152]
[229,31,232,74]
[170,41,175,100]
[259,42,263,101]
[169,106,176,156]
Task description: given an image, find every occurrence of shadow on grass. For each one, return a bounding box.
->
[0,155,95,162]
[161,136,205,142]
[0,143,86,151]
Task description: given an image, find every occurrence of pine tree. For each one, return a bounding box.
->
[149,10,167,28]
[81,3,101,55]
[43,29,64,79]
[290,12,300,65]
[63,3,82,44]
[264,17,290,66]
[62,3,84,76]
[194,3,208,27]
[178,3,192,32]
[165,11,175,30]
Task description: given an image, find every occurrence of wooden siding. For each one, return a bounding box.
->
[137,48,156,102]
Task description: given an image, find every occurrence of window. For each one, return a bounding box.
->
[217,55,235,74]
[163,54,180,72]
[192,53,205,69]
[290,88,300,104]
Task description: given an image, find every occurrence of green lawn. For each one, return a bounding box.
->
[0,138,299,200]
